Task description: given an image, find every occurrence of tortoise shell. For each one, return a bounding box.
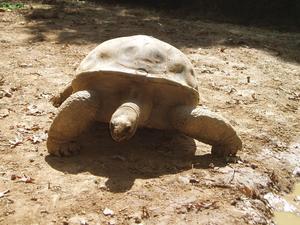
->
[72,35,199,106]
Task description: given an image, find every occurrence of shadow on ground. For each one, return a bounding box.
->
[22,0,300,63]
[45,123,227,193]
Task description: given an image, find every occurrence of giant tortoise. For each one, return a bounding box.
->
[47,35,242,157]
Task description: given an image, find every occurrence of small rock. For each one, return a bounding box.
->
[208,163,215,168]
[19,63,33,68]
[220,47,226,52]
[294,196,300,202]
[264,192,297,212]
[40,209,48,214]
[68,216,88,225]
[108,219,117,225]
[103,208,114,216]
[0,108,9,118]
[236,89,256,100]
[26,104,43,116]
[250,164,258,169]
[134,216,142,224]
[230,200,238,206]
[176,205,188,214]
[178,176,190,185]
[292,167,300,177]
[189,178,200,184]
[79,219,88,225]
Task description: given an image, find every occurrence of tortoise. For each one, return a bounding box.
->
[47,35,242,157]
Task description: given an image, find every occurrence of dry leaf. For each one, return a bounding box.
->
[29,132,48,144]
[12,174,34,183]
[0,89,12,98]
[28,124,41,131]
[195,201,218,211]
[26,104,43,116]
[238,185,258,198]
[9,133,23,148]
[18,175,34,183]
[0,190,10,198]
[16,123,41,134]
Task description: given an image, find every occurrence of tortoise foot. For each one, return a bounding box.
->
[211,145,236,157]
[47,138,80,157]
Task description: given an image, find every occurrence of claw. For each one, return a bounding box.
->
[47,138,80,157]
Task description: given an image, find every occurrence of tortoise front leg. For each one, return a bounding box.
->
[171,106,242,157]
[47,90,100,156]
[50,83,73,107]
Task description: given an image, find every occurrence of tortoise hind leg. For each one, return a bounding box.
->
[171,106,242,157]
[47,90,100,156]
[50,83,73,107]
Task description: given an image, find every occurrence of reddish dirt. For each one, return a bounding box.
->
[0,1,299,224]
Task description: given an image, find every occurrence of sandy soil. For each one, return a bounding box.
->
[0,1,300,224]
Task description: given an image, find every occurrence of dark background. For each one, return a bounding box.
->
[101,0,300,30]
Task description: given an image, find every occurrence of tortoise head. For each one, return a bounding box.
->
[110,103,140,142]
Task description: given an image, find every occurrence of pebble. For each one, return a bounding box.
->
[264,192,297,212]
[292,167,300,177]
[108,219,117,225]
[178,176,190,185]
[103,208,114,216]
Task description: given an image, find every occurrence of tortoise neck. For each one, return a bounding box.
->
[119,102,141,119]
[120,98,152,124]
[123,88,153,124]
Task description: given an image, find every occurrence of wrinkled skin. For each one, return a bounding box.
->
[47,89,242,157]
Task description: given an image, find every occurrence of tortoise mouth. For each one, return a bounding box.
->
[109,103,140,142]
[109,120,137,142]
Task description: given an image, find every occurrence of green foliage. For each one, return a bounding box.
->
[0,2,24,11]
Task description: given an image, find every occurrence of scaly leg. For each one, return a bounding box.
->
[171,106,242,157]
[47,90,100,156]
[50,83,73,107]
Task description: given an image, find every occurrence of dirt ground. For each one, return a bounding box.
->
[0,1,300,224]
